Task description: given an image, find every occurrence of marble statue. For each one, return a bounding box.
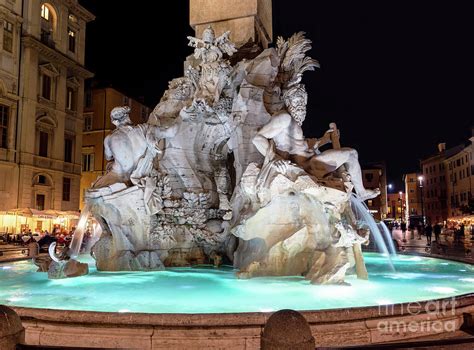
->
[59,28,381,285]
[252,84,380,201]
[92,106,179,192]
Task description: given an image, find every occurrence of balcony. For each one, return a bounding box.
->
[40,31,55,49]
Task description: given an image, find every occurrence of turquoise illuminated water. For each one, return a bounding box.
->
[1,253,474,314]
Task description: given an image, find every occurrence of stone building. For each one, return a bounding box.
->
[403,172,423,223]
[386,192,405,221]
[420,143,464,224]
[444,139,473,219]
[362,163,388,220]
[0,1,93,228]
[0,0,22,210]
[80,86,151,209]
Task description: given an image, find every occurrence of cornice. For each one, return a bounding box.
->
[63,0,95,22]
[22,35,94,79]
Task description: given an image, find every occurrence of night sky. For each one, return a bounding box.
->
[78,1,472,190]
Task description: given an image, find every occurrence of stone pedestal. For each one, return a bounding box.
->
[190,0,272,47]
[0,305,24,350]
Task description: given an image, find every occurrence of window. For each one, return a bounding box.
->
[364,173,374,182]
[82,153,94,172]
[36,194,45,210]
[68,28,75,52]
[367,200,373,207]
[38,175,47,184]
[39,131,48,157]
[3,20,13,53]
[62,178,71,201]
[42,74,52,100]
[66,87,76,110]
[84,114,93,131]
[41,4,50,21]
[0,105,8,149]
[64,137,73,163]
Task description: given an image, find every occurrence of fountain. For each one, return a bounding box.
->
[2,28,474,349]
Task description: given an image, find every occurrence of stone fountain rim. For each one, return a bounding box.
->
[11,293,474,327]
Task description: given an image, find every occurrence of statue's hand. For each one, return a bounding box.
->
[272,159,290,174]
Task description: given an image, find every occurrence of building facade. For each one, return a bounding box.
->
[80,87,151,209]
[0,0,22,210]
[403,172,422,222]
[386,192,405,221]
[362,163,388,221]
[0,1,93,229]
[420,143,464,224]
[444,140,473,218]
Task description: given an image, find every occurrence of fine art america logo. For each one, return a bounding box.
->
[377,298,457,334]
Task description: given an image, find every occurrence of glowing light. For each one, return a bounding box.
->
[376,299,393,305]
[2,266,12,270]
[118,309,131,313]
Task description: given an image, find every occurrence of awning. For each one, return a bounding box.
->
[1,208,79,219]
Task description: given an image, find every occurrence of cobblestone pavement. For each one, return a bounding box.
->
[392,229,474,262]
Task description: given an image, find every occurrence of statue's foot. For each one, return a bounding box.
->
[358,188,380,201]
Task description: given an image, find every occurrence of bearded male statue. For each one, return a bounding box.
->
[253,85,380,200]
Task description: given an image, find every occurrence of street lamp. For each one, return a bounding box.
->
[418,175,425,225]
[385,184,393,219]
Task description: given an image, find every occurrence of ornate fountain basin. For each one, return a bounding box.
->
[2,253,474,348]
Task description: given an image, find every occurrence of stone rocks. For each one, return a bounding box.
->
[32,253,52,272]
[48,259,89,279]
[0,305,24,350]
[261,309,315,349]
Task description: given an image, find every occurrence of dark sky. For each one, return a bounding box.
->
[79,1,473,191]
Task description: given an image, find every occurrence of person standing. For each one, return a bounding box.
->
[400,221,407,243]
[433,223,441,243]
[425,223,433,245]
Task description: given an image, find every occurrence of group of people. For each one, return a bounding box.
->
[393,220,472,252]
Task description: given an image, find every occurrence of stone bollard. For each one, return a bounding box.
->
[0,305,25,350]
[261,309,315,349]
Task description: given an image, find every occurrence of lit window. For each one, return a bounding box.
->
[68,28,76,52]
[41,4,50,21]
[0,105,9,149]
[66,87,76,110]
[3,21,13,53]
